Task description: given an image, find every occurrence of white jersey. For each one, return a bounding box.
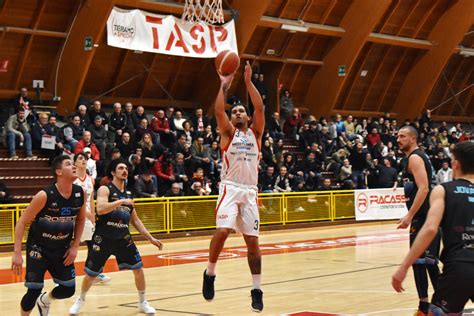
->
[74,174,94,213]
[221,128,260,186]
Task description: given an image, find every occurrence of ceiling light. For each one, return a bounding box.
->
[281,23,309,33]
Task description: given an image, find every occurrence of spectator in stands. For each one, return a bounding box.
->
[268,112,284,141]
[418,109,432,129]
[334,114,346,137]
[131,105,147,130]
[63,115,84,151]
[89,116,110,160]
[153,151,175,196]
[31,112,49,149]
[256,73,268,104]
[274,166,291,193]
[436,161,453,184]
[164,182,184,197]
[173,153,190,190]
[134,118,154,146]
[318,178,333,191]
[261,138,277,167]
[191,108,209,135]
[209,141,221,177]
[116,132,134,159]
[176,134,193,168]
[45,115,64,155]
[82,147,97,179]
[189,181,206,196]
[179,120,194,146]
[124,102,135,133]
[137,132,157,167]
[320,126,335,156]
[173,110,186,132]
[339,159,353,188]
[88,100,108,126]
[459,131,472,142]
[376,158,397,189]
[366,156,379,188]
[190,168,211,195]
[259,165,276,193]
[202,125,215,147]
[134,170,158,198]
[13,87,32,112]
[279,90,294,119]
[191,136,212,176]
[348,142,367,189]
[366,128,382,155]
[151,109,176,150]
[0,181,12,203]
[283,108,304,140]
[344,115,355,139]
[5,108,35,159]
[73,104,90,129]
[74,131,100,160]
[108,102,127,142]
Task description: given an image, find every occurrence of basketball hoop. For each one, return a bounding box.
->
[182,0,224,25]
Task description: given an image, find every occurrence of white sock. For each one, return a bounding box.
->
[206,262,216,276]
[42,292,52,304]
[138,290,146,303]
[252,274,261,290]
[80,291,87,301]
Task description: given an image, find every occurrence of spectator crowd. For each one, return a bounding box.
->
[0,84,472,201]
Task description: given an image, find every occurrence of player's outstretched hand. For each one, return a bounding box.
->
[63,244,78,266]
[391,266,407,292]
[219,72,234,91]
[397,214,412,229]
[11,252,23,275]
[244,61,252,83]
[150,237,163,251]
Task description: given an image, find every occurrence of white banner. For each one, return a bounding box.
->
[354,188,408,221]
[107,7,238,58]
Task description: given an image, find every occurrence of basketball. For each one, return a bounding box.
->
[215,50,240,76]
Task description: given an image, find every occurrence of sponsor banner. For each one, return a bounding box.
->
[107,7,238,58]
[355,188,408,221]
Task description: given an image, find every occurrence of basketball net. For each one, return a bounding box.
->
[182,0,224,25]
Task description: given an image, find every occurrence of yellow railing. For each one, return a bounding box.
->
[0,190,355,245]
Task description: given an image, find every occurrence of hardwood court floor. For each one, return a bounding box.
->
[0,222,471,315]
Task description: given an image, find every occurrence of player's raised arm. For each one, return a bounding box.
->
[215,73,235,138]
[245,61,264,138]
[11,191,47,275]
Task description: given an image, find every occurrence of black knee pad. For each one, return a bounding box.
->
[21,289,42,312]
[51,284,75,299]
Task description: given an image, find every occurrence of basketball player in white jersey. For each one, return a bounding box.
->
[73,153,111,284]
[202,61,265,312]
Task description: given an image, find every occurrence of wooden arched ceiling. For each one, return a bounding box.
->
[0,0,472,121]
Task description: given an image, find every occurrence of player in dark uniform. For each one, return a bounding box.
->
[397,126,440,316]
[11,155,86,316]
[69,159,163,315]
[393,141,474,315]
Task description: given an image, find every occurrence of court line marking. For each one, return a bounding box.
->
[119,264,399,309]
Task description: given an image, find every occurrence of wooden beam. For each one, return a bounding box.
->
[361,46,392,111]
[0,26,66,38]
[0,89,53,100]
[111,50,130,97]
[193,0,272,113]
[431,114,474,123]
[167,57,185,96]
[303,0,391,117]
[84,95,196,109]
[377,48,409,112]
[14,0,49,90]
[331,109,397,118]
[392,0,474,121]
[138,53,158,98]
[242,54,323,66]
[320,0,338,24]
[367,33,432,50]
[54,1,114,116]
[413,0,439,37]
[462,87,473,115]
[260,16,345,38]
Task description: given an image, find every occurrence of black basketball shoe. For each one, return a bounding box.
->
[250,289,263,312]
[202,269,216,301]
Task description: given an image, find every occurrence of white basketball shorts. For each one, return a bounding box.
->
[80,219,95,242]
[215,181,260,237]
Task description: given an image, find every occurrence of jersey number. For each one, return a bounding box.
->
[254,220,259,230]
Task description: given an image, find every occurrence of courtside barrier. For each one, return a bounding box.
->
[0,190,355,245]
